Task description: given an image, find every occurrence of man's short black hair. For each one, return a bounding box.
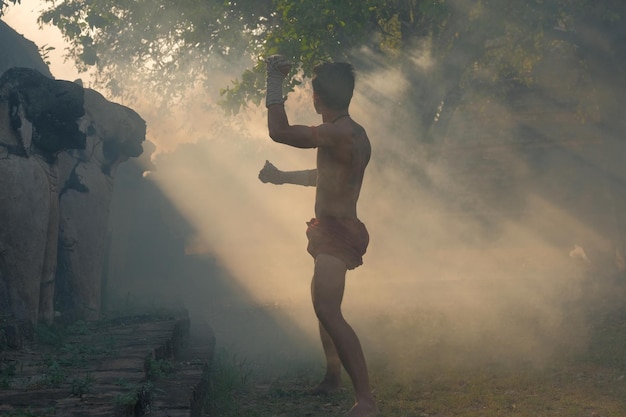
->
[312,62,355,110]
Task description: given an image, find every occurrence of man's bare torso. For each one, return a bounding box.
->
[314,117,371,219]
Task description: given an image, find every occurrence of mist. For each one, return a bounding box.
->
[96,34,624,378]
[88,10,626,382]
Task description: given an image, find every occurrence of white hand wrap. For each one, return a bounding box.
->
[265,55,290,107]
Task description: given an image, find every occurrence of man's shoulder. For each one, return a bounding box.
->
[314,122,350,147]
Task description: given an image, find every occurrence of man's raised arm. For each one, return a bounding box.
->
[265,55,321,149]
[258,161,316,187]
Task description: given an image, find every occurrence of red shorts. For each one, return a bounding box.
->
[306,217,369,270]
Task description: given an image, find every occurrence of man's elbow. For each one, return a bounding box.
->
[268,128,287,144]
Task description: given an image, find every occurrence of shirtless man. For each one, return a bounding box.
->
[259,55,379,417]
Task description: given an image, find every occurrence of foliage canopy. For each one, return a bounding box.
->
[5,1,625,123]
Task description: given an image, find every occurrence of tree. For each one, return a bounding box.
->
[36,1,444,112]
[28,0,626,133]
[0,0,20,16]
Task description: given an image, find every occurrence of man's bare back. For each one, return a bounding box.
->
[314,116,371,220]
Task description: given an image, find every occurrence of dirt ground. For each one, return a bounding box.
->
[206,296,626,417]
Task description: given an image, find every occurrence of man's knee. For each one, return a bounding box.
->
[311,254,347,324]
[313,299,342,323]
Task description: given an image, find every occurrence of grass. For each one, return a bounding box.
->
[207,302,626,417]
[39,357,67,387]
[0,409,47,417]
[69,373,96,398]
[112,379,155,414]
[209,353,626,417]
[0,358,17,389]
[145,356,175,380]
[208,349,254,416]
[369,364,626,416]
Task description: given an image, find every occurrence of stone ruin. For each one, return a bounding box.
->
[0,20,146,332]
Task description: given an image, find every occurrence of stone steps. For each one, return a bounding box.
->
[0,312,215,417]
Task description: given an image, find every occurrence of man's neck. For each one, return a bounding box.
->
[322,109,349,123]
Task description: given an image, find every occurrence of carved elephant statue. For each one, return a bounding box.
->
[0,20,54,79]
[0,21,147,325]
[55,88,145,321]
[0,67,85,325]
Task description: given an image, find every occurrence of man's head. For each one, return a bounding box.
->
[312,62,355,111]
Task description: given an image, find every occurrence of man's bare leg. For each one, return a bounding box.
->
[311,254,379,417]
[310,321,342,394]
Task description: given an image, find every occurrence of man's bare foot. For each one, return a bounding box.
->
[309,380,341,395]
[346,401,380,417]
